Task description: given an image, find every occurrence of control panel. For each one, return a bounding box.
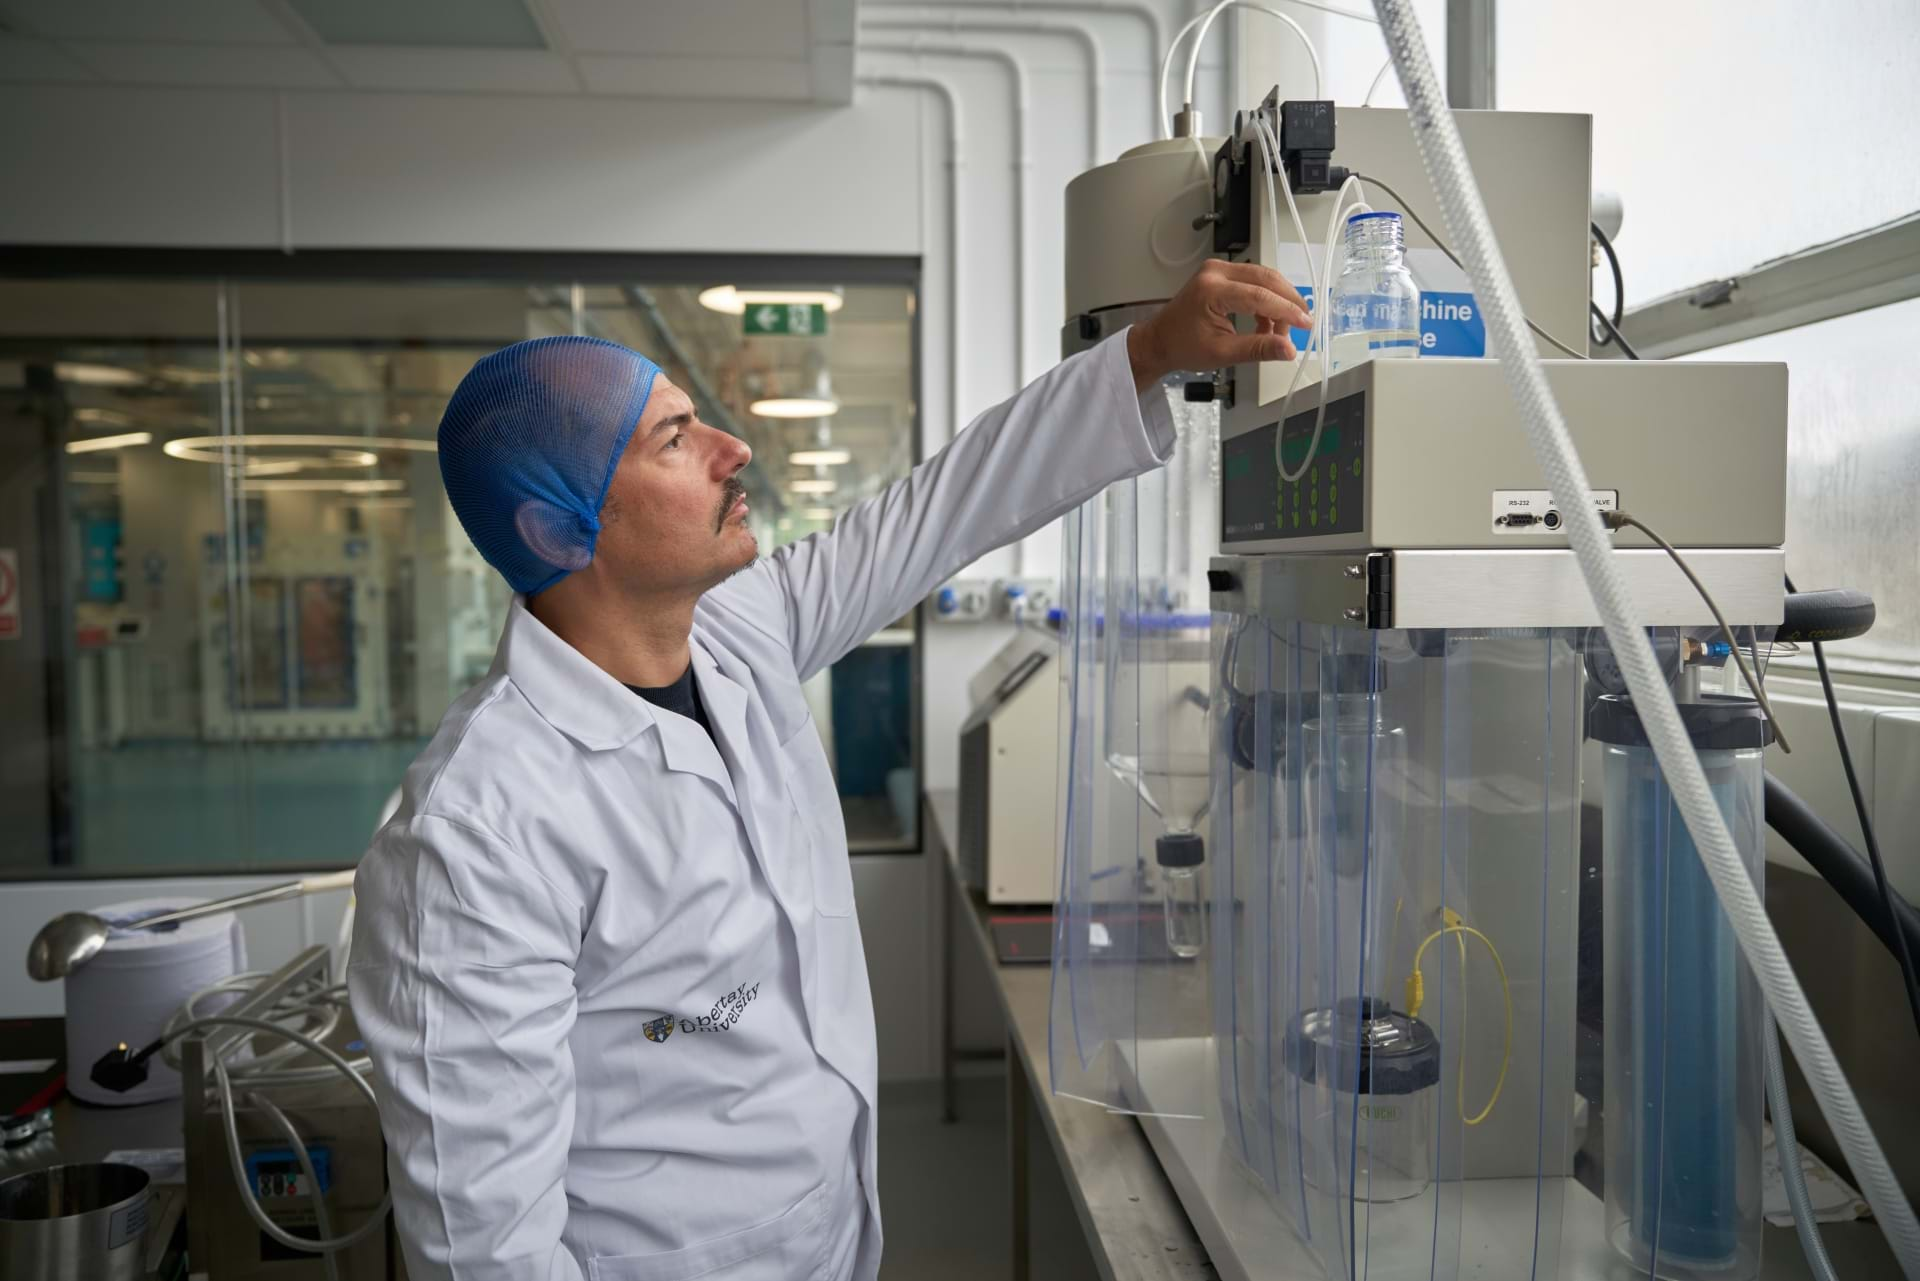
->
[1221,391,1367,544]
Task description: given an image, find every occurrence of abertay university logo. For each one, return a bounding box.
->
[642,979,762,1045]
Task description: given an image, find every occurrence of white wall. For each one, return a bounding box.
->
[0,0,1224,1080]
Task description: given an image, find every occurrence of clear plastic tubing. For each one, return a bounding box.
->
[1157,832,1205,959]
[1328,211,1421,374]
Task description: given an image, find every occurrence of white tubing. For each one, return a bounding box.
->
[863,39,1028,388]
[862,13,1103,164]
[1163,2,1324,139]
[1367,2,1920,1274]
[1362,57,1394,105]
[1767,1021,1839,1281]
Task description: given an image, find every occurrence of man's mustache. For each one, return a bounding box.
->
[715,477,747,532]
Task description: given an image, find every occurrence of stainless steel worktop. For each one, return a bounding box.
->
[928,788,1215,1281]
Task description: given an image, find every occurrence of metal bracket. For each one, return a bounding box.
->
[1690,279,1738,309]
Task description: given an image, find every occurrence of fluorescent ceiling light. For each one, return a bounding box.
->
[165,434,435,463]
[159,365,224,386]
[56,362,143,387]
[242,450,378,477]
[698,287,846,317]
[788,478,837,495]
[73,407,135,427]
[66,432,152,454]
[788,448,852,466]
[802,507,837,522]
[242,477,407,494]
[751,397,838,419]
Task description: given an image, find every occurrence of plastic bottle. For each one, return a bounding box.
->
[1157,833,1204,959]
[1328,211,1421,374]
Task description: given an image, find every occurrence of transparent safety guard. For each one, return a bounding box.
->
[1208,622,1584,1280]
[1050,376,1219,1116]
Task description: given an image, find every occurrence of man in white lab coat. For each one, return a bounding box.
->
[348,261,1307,1281]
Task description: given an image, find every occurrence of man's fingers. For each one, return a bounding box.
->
[1229,330,1296,364]
[1213,280,1312,331]
[1209,260,1310,316]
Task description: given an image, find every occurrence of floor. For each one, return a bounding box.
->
[876,1074,1103,1281]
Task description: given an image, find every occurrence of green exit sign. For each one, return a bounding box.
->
[744,303,829,336]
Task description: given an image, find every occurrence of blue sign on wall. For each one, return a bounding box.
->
[81,518,121,603]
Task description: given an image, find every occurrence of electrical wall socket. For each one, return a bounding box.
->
[992,577,1058,622]
[929,578,992,623]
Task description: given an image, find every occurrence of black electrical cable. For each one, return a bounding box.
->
[1603,509,1791,752]
[1588,302,1641,360]
[1764,771,1920,969]
[1784,572,1920,1040]
[1591,221,1625,348]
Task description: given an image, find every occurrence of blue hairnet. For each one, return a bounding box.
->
[438,336,662,596]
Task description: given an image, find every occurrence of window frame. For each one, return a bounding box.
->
[0,248,927,878]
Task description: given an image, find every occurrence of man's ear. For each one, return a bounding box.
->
[514,499,595,574]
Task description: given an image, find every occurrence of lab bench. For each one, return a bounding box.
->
[928,788,1213,1281]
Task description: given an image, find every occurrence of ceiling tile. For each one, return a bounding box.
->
[0,36,95,80]
[67,41,339,88]
[328,47,576,93]
[285,0,546,50]
[548,0,807,60]
[0,0,299,45]
[577,53,811,100]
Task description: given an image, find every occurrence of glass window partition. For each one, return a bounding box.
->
[0,262,920,877]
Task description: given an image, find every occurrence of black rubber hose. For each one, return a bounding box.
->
[1765,771,1920,967]
[1779,588,1877,645]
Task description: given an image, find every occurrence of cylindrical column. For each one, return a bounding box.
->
[1595,693,1770,1281]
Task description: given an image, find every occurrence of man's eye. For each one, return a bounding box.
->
[665,433,684,450]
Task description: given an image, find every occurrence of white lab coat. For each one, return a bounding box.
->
[348,331,1175,1281]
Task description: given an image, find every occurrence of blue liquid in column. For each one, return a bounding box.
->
[1630,753,1740,1267]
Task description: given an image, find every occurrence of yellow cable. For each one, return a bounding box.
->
[1403,918,1512,1127]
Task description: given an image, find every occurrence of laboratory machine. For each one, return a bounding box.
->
[86,946,400,1280]
[959,630,1062,906]
[1049,84,1805,1281]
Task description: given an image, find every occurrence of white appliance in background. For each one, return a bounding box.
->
[957,630,1059,905]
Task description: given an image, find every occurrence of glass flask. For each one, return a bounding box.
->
[1328,210,1421,374]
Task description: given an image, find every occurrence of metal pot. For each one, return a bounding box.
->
[0,1162,151,1281]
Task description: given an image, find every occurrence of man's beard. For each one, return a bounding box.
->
[714,476,747,533]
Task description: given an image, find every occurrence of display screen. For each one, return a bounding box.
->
[1221,390,1366,543]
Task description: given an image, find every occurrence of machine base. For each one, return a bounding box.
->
[1125,1037,1627,1281]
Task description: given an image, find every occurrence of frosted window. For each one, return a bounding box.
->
[1498,1,1920,306]
[1685,295,1920,671]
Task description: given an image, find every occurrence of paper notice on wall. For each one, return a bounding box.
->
[0,548,19,640]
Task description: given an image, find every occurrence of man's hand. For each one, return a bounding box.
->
[1127,260,1312,393]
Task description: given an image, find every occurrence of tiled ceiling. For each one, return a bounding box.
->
[0,0,855,102]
